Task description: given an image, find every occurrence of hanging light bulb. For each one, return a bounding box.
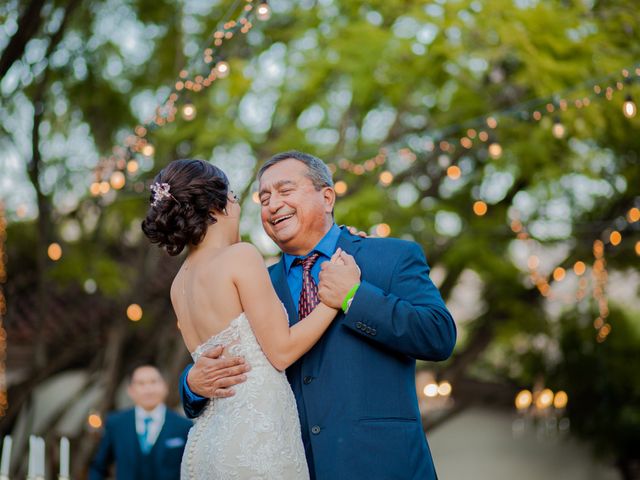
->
[181,101,197,121]
[488,141,502,159]
[256,2,271,21]
[552,117,565,139]
[623,95,637,118]
[215,61,230,78]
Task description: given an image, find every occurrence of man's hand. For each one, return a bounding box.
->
[186,345,250,398]
[346,225,368,238]
[318,249,361,309]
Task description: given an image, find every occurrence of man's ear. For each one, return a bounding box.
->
[323,187,336,214]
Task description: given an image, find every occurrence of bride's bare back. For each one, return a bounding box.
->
[171,244,245,355]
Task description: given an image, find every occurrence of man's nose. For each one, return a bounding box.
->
[267,195,283,213]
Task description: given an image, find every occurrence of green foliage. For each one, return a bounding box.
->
[1,0,639,468]
[553,307,640,466]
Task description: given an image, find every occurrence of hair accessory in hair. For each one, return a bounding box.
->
[150,182,176,207]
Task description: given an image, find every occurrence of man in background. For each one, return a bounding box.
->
[90,364,192,480]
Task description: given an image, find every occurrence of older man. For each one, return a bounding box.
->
[180,151,456,479]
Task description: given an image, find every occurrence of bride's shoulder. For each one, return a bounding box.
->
[223,242,265,266]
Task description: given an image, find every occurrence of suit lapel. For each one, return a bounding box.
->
[336,227,363,262]
[270,256,298,325]
[125,409,142,460]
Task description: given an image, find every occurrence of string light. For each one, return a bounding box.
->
[446,165,461,179]
[488,142,502,159]
[515,390,532,411]
[473,200,488,216]
[215,61,230,78]
[552,267,566,282]
[256,2,271,21]
[110,171,126,190]
[379,171,394,186]
[609,230,622,246]
[334,180,348,196]
[90,1,265,196]
[573,261,586,276]
[535,388,554,410]
[423,383,438,397]
[181,102,197,121]
[0,202,7,417]
[437,381,452,396]
[141,144,155,157]
[623,95,637,118]
[48,243,63,261]
[552,118,566,139]
[127,160,139,174]
[375,223,391,237]
[628,207,640,223]
[87,413,103,429]
[127,303,143,322]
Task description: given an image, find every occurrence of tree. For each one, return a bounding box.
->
[1,0,638,477]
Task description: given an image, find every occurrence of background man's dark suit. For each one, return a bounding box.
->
[89,408,191,480]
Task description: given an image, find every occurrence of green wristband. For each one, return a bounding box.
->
[341,283,361,312]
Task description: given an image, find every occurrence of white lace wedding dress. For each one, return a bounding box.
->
[181,312,310,480]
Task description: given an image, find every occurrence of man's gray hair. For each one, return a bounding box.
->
[258,150,334,190]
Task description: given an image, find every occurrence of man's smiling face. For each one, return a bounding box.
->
[258,159,334,255]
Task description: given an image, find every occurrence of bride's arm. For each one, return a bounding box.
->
[229,243,338,371]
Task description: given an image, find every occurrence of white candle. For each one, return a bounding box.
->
[59,437,70,478]
[28,435,37,478]
[37,437,45,478]
[0,435,12,475]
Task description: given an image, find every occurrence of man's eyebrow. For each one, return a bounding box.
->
[259,180,296,197]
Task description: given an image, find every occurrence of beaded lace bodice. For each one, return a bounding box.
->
[181,312,309,479]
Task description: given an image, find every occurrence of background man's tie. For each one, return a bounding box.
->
[293,253,321,319]
[140,416,153,454]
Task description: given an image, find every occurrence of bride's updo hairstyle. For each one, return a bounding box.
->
[142,159,230,256]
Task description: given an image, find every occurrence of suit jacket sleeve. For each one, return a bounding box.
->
[343,241,456,361]
[88,416,115,480]
[179,364,209,419]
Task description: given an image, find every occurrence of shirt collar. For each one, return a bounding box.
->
[135,403,166,422]
[283,223,341,274]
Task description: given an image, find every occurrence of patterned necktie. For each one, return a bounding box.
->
[292,253,321,320]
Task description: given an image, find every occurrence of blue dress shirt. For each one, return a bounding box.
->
[182,223,342,402]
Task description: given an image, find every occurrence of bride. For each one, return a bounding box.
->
[142,159,347,479]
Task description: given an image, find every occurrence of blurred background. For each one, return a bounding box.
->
[0,0,639,478]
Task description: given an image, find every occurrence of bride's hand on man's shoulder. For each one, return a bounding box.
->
[345,225,369,238]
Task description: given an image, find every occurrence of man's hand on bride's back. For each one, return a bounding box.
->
[187,345,251,398]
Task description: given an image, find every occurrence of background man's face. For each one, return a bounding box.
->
[258,159,334,255]
[127,366,168,412]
